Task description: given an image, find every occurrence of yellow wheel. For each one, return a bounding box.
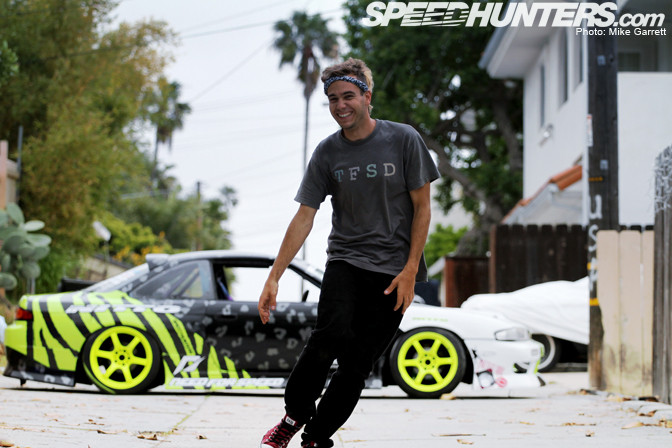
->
[390,328,466,398]
[82,326,160,394]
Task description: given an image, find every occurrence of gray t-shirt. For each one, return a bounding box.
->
[295,120,440,281]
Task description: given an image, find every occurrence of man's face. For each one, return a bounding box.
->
[326,79,371,132]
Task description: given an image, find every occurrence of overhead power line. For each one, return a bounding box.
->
[179,8,343,40]
[188,39,273,103]
[178,0,293,33]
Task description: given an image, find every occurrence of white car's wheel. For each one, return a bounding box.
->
[532,334,562,372]
[389,328,467,398]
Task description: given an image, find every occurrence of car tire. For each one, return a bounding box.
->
[81,326,161,394]
[532,334,562,372]
[389,328,467,399]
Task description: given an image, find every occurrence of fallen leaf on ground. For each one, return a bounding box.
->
[197,434,207,439]
[434,434,485,438]
[457,439,474,445]
[0,441,14,447]
[137,434,158,440]
[585,431,595,437]
[622,421,645,429]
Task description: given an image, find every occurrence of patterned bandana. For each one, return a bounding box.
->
[323,75,369,95]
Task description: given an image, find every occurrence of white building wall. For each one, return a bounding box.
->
[522,29,587,199]
[522,32,671,227]
[618,73,672,226]
[483,0,672,227]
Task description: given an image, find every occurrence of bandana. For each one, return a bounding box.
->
[323,75,369,95]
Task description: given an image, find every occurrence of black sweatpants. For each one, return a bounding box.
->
[284,260,404,444]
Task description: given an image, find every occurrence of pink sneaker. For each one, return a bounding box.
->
[260,414,303,448]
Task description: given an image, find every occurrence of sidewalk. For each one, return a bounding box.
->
[0,370,671,447]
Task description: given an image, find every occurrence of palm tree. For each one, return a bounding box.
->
[273,11,338,265]
[273,11,339,173]
[148,77,191,185]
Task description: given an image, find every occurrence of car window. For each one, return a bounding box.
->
[85,263,149,292]
[223,265,320,303]
[131,260,215,300]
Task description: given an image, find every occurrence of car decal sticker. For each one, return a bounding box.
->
[30,297,69,369]
[71,293,103,334]
[46,295,86,351]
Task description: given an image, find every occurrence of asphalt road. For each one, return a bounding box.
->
[0,370,671,448]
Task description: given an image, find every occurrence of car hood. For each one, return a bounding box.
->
[400,303,529,340]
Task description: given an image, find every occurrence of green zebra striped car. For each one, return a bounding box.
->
[4,251,321,394]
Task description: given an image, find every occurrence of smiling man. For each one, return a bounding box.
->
[258,58,440,448]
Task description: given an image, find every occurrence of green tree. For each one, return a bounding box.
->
[424,224,468,269]
[0,0,176,252]
[99,211,173,265]
[344,0,523,255]
[0,0,237,290]
[0,0,198,290]
[111,185,237,253]
[0,40,19,87]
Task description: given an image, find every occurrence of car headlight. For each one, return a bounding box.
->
[494,327,530,341]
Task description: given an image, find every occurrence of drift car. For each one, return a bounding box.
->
[3,251,543,398]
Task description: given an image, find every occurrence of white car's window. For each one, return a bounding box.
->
[226,265,320,303]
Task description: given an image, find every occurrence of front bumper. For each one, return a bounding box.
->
[464,338,544,390]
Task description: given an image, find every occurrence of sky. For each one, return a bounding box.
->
[113,0,351,270]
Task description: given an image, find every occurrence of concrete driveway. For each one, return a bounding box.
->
[0,371,671,447]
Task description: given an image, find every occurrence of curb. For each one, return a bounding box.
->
[581,388,672,427]
[622,399,672,425]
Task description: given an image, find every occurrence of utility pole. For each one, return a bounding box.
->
[196,181,203,251]
[586,7,620,390]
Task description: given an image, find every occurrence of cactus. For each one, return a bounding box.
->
[0,203,51,292]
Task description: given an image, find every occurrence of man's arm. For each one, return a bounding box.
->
[258,204,318,324]
[385,182,432,313]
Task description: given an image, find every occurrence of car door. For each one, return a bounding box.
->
[205,260,319,377]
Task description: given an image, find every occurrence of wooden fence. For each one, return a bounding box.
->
[653,145,672,404]
[597,230,654,397]
[442,256,489,307]
[489,224,588,293]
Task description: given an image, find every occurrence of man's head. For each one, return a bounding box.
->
[321,58,374,114]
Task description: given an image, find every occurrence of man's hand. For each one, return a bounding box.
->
[258,279,279,324]
[384,268,416,314]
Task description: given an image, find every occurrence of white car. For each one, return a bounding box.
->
[397,303,544,396]
[462,278,589,372]
[4,251,543,398]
